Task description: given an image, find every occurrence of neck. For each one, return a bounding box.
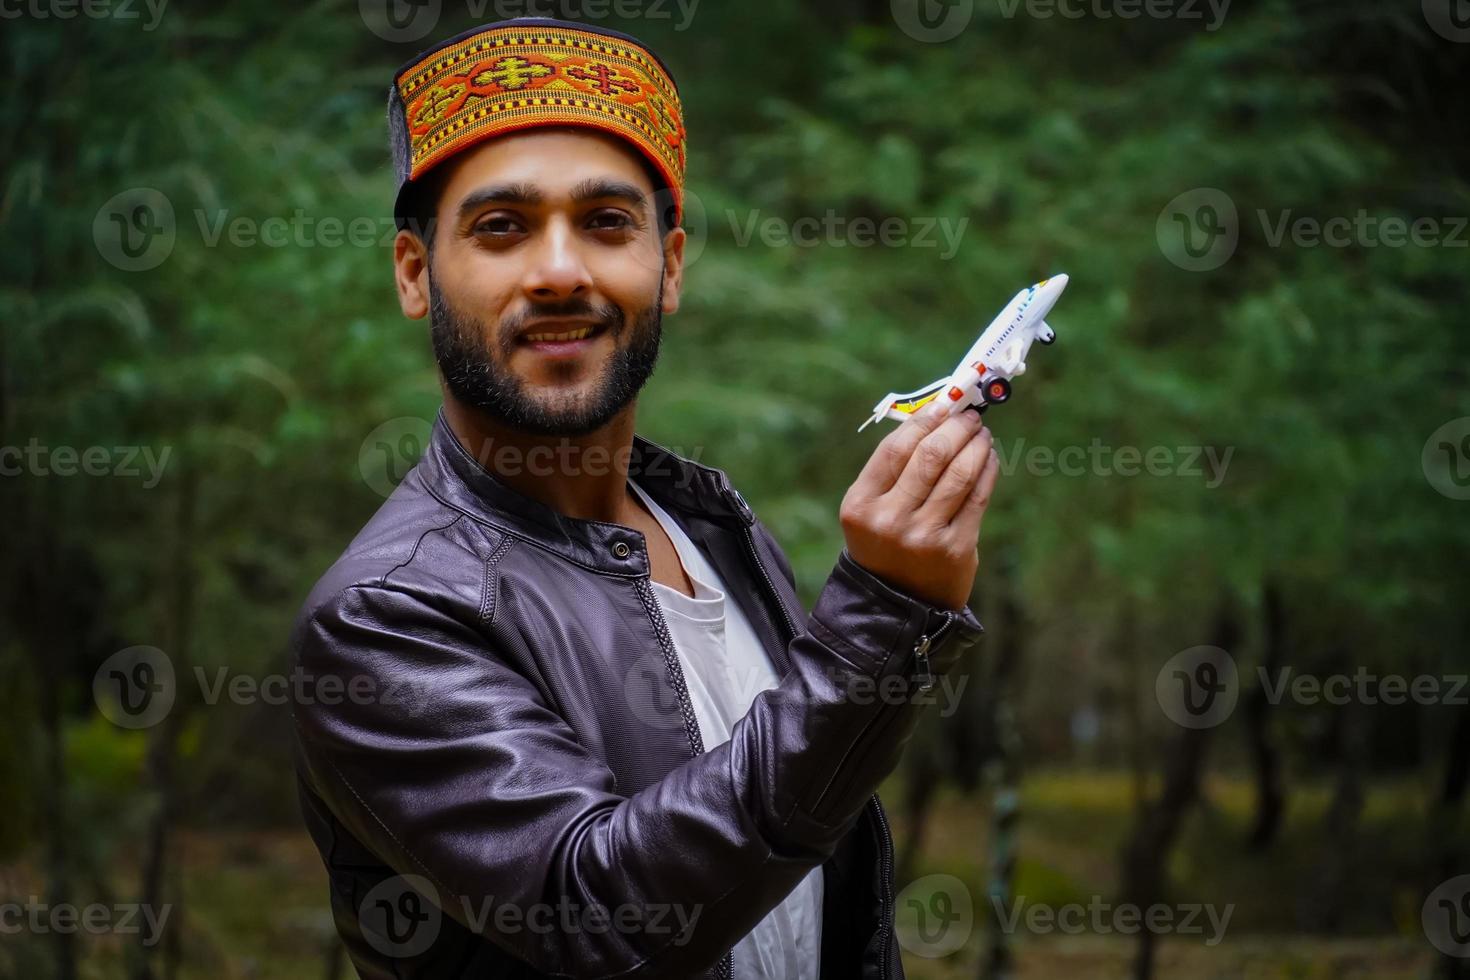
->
[442,393,642,525]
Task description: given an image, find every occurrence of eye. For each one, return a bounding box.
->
[587,210,635,233]
[472,214,524,237]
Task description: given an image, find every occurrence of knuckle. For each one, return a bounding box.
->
[866,511,899,540]
[917,438,950,468]
[898,527,930,553]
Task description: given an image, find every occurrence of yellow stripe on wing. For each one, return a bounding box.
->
[893,391,942,415]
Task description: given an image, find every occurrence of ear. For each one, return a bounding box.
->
[659,226,686,316]
[393,228,430,320]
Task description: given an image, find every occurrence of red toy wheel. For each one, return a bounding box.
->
[985,378,1012,403]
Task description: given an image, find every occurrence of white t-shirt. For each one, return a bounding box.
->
[628,477,823,980]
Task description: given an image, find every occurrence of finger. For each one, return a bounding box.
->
[886,407,984,508]
[851,397,955,497]
[916,425,993,526]
[951,443,1002,538]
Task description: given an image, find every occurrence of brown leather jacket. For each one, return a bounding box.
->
[289,408,986,979]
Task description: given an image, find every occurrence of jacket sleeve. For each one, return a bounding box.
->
[290,547,984,979]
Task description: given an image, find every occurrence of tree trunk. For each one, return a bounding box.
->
[1245,583,1287,849]
[130,467,197,980]
[1123,610,1239,980]
[980,558,1026,980]
[1303,688,1364,934]
[1432,703,1470,979]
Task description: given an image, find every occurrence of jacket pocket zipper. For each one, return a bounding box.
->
[801,610,956,824]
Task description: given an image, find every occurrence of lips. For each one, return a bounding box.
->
[516,320,608,345]
[524,324,598,343]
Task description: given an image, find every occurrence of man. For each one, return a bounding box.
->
[289,16,999,979]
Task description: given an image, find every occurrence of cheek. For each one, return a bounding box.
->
[441,259,516,325]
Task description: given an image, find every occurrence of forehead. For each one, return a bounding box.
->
[438,128,656,205]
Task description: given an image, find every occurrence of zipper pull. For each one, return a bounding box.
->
[913,634,935,692]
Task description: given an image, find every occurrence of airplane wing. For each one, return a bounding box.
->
[858,376,951,432]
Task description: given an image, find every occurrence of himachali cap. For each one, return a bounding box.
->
[388,17,687,230]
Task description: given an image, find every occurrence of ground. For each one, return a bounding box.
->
[1,770,1449,978]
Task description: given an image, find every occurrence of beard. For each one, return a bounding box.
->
[427,267,664,438]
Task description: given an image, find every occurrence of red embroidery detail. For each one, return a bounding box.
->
[563,63,643,98]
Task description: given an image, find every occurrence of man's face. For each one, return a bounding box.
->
[397,129,684,437]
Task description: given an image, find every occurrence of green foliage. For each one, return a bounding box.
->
[2,3,1466,971]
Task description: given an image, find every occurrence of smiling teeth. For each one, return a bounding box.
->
[526,326,594,342]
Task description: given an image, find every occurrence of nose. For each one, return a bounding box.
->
[522,217,593,302]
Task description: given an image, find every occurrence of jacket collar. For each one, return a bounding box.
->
[419,406,755,575]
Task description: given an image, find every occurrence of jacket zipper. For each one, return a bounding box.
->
[632,576,732,980]
[740,538,798,657]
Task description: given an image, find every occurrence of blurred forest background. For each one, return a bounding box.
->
[3,0,1469,977]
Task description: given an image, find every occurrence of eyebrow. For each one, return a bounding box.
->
[456,178,648,222]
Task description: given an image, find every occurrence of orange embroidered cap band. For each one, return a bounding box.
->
[388,17,687,230]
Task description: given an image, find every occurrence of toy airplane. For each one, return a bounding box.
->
[859,274,1069,432]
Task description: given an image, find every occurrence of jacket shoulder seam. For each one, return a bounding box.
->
[378,512,467,589]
